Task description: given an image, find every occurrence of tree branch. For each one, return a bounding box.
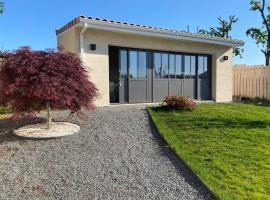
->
[261,49,267,56]
[260,0,270,31]
[228,16,237,29]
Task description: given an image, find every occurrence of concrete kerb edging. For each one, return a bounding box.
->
[146,107,219,200]
[14,122,80,139]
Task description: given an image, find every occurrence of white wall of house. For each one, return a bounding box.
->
[57,27,233,106]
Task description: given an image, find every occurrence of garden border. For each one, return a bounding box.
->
[147,107,219,200]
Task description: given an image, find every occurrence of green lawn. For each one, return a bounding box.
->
[148,103,270,200]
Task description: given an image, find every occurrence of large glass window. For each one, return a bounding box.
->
[154,53,161,78]
[121,49,210,81]
[190,56,196,78]
[198,56,208,79]
[184,55,196,79]
[169,54,175,78]
[120,50,127,78]
[175,55,182,79]
[138,52,147,78]
[153,53,169,79]
[184,56,191,78]
[129,51,147,79]
[162,54,168,78]
[129,51,137,79]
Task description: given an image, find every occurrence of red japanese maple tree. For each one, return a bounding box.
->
[0,46,98,129]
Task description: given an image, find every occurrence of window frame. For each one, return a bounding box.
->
[128,50,148,79]
[119,49,128,79]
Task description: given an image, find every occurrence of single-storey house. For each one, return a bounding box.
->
[56,16,244,106]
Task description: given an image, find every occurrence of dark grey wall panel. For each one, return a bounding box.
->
[129,80,147,103]
[198,79,210,100]
[119,79,128,103]
[183,79,195,99]
[169,80,182,96]
[153,80,169,102]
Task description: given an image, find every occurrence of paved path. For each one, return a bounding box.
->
[0,105,213,199]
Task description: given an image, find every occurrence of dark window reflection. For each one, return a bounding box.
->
[162,54,168,78]
[154,53,161,78]
[120,50,127,78]
[198,56,208,79]
[184,56,191,78]
[169,54,175,78]
[129,51,137,79]
[175,55,182,79]
[121,49,210,81]
[184,55,196,79]
[190,56,196,78]
[138,52,147,78]
[129,51,147,79]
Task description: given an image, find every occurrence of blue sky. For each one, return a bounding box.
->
[0,0,265,64]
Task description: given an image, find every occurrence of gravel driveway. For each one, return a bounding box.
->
[0,105,213,200]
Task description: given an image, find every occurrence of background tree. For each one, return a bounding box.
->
[0,47,98,129]
[199,15,243,58]
[246,0,270,65]
[0,1,4,15]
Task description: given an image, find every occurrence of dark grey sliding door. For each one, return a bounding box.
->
[153,53,198,101]
[197,56,210,100]
[183,55,196,99]
[128,50,148,103]
[119,49,128,103]
[169,54,183,96]
[153,53,169,102]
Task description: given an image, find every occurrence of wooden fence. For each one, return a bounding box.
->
[233,65,270,99]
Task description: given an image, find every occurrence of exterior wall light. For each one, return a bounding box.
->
[223,56,229,61]
[90,44,96,51]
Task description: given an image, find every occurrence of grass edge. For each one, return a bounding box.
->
[147,107,220,200]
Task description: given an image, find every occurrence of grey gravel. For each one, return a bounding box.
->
[0,105,214,200]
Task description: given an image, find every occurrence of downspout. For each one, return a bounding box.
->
[80,22,88,60]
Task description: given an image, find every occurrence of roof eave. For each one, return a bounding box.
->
[56,18,244,48]
[79,19,244,48]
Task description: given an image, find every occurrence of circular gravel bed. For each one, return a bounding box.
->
[14,122,80,138]
[0,105,213,199]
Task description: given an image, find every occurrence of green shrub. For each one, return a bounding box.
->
[233,96,270,105]
[0,106,12,114]
[162,95,196,111]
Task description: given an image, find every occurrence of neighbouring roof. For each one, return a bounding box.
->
[56,16,245,47]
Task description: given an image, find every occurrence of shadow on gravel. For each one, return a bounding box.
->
[0,117,46,144]
[147,113,216,200]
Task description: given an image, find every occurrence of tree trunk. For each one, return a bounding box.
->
[266,35,270,66]
[46,102,52,129]
[266,54,270,66]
